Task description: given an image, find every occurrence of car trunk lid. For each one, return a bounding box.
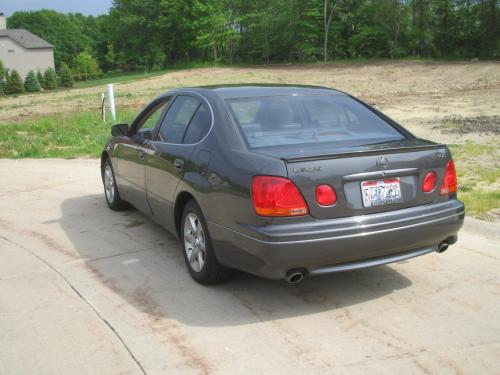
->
[257,139,450,219]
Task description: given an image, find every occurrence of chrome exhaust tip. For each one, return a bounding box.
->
[285,270,305,284]
[437,242,449,253]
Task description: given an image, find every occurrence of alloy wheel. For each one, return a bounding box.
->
[104,165,115,203]
[183,213,206,272]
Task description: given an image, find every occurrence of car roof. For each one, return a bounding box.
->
[167,84,346,99]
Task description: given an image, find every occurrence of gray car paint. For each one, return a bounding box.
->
[102,85,464,280]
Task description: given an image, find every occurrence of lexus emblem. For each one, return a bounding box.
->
[376,156,389,168]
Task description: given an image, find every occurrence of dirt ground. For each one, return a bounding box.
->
[2,60,499,155]
[1,61,499,132]
[1,159,499,375]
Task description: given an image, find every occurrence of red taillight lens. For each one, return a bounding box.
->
[315,184,337,206]
[252,176,308,216]
[422,171,437,193]
[440,160,458,195]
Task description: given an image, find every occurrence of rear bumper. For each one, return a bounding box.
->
[208,199,465,280]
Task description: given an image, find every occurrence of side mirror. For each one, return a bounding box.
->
[111,123,129,137]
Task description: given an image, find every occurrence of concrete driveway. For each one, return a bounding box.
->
[0,159,499,375]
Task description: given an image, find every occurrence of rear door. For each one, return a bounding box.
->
[146,94,211,227]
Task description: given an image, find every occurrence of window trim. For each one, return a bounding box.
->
[154,95,201,144]
[150,92,215,146]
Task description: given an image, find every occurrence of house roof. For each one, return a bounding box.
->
[0,29,53,49]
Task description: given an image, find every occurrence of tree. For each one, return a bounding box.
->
[410,0,434,56]
[107,0,196,68]
[24,70,42,92]
[7,10,96,68]
[0,60,5,94]
[37,70,45,88]
[193,0,240,62]
[58,63,74,87]
[105,42,117,70]
[5,0,500,69]
[74,51,101,80]
[43,67,58,89]
[323,0,337,62]
[477,0,500,57]
[4,70,24,94]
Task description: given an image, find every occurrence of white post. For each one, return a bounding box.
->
[107,84,116,121]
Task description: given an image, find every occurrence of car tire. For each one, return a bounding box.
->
[181,200,230,285]
[102,158,130,211]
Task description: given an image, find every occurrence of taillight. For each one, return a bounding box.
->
[315,184,337,206]
[251,176,308,217]
[440,160,457,195]
[422,171,437,193]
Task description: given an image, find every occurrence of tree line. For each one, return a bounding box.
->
[6,0,500,77]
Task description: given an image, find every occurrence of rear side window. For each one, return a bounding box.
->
[226,95,404,148]
[183,103,211,144]
[157,96,200,143]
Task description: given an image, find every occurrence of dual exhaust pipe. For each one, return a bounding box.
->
[285,241,451,284]
[285,269,306,284]
[437,241,449,253]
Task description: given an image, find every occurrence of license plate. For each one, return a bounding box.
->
[361,178,402,207]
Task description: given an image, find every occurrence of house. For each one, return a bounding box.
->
[0,12,55,79]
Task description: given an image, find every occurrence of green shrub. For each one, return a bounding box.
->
[37,70,45,89]
[58,63,74,87]
[43,67,57,89]
[24,70,42,92]
[4,69,24,94]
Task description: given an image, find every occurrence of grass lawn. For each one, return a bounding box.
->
[0,110,498,219]
[448,142,500,220]
[0,111,136,158]
[0,64,211,97]
[73,70,169,89]
[459,191,500,219]
[0,71,170,100]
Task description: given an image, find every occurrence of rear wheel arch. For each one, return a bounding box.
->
[174,191,197,238]
[101,151,109,172]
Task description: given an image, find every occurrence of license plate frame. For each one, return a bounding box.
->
[361,178,402,207]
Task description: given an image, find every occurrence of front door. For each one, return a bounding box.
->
[146,95,212,229]
[115,99,170,213]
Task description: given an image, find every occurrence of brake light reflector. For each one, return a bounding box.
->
[252,176,308,216]
[315,184,337,206]
[422,171,437,193]
[440,160,457,195]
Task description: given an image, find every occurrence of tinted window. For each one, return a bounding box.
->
[157,96,200,143]
[183,104,211,144]
[226,95,404,148]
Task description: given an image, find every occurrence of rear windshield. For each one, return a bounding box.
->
[226,95,404,148]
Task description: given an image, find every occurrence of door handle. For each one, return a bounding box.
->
[138,151,146,160]
[174,159,184,171]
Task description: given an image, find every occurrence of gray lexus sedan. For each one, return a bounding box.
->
[101,85,464,285]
